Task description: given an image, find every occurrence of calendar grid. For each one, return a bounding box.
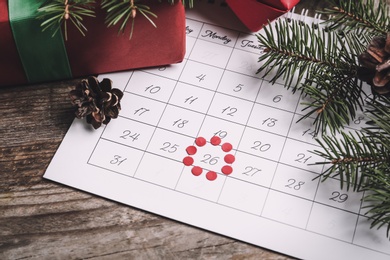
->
[82,16,390,257]
[42,3,390,258]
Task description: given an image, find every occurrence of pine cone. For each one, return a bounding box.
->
[358,32,390,95]
[69,76,124,129]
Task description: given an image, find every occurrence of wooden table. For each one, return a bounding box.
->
[0,1,329,259]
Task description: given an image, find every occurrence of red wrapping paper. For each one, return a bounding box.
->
[0,1,186,86]
[226,0,300,32]
[0,0,27,85]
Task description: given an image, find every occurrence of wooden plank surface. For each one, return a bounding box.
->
[0,1,330,259]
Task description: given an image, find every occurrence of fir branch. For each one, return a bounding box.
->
[102,0,158,39]
[355,96,390,237]
[261,0,390,240]
[298,71,363,134]
[257,17,360,89]
[322,0,390,35]
[258,20,322,92]
[38,0,96,41]
[101,0,192,39]
[365,96,390,138]
[313,131,390,191]
[39,0,192,40]
[257,17,366,134]
[363,169,390,237]
[314,97,390,191]
[312,93,390,238]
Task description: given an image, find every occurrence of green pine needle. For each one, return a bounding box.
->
[39,0,193,40]
[101,0,190,39]
[321,0,390,35]
[257,17,366,135]
[312,95,390,237]
[38,0,96,41]
[363,170,390,237]
[258,0,390,238]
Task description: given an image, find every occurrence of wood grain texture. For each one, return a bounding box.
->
[0,1,326,259]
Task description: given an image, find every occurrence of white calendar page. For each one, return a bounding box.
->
[44,2,390,259]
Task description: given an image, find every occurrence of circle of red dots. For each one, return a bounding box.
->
[183,136,236,181]
[183,156,194,166]
[221,165,233,175]
[186,145,197,155]
[195,137,207,147]
[210,136,221,146]
[206,171,217,181]
[224,154,235,164]
[221,142,233,152]
[191,166,203,176]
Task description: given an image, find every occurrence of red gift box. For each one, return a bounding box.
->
[0,0,186,86]
[226,0,300,32]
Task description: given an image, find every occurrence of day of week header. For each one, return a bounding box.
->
[241,40,261,50]
[201,30,231,44]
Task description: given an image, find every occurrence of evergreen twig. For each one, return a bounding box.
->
[313,96,390,236]
[321,0,390,35]
[101,0,158,39]
[38,0,96,41]
[363,169,390,237]
[258,0,390,238]
[38,0,193,40]
[256,18,365,134]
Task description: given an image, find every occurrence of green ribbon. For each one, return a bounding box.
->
[8,0,72,83]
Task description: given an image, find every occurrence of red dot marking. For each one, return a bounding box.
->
[183,156,194,166]
[195,137,206,147]
[186,145,197,155]
[221,142,233,152]
[210,136,221,146]
[221,165,233,175]
[191,166,203,176]
[206,171,217,181]
[224,154,235,164]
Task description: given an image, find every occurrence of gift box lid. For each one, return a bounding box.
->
[226,0,300,32]
[0,0,186,86]
[261,0,299,10]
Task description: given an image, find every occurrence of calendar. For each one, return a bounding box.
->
[44,2,390,259]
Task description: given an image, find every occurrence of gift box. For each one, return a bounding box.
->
[0,0,186,86]
[226,0,300,32]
